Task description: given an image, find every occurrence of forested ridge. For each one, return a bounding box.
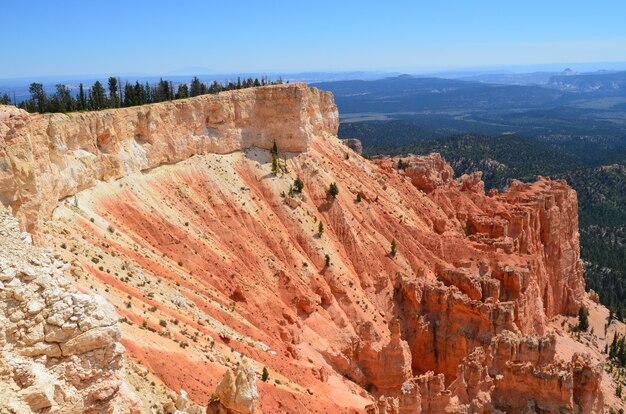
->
[0,76,283,113]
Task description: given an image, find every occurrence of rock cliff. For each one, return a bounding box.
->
[0,84,337,233]
[0,84,621,413]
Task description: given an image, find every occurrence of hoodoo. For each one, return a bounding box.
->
[0,84,621,412]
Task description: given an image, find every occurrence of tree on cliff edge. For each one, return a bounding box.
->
[108,77,120,108]
[28,83,47,113]
[89,81,107,110]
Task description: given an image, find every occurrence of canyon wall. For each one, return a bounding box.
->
[0,84,337,232]
[0,84,617,413]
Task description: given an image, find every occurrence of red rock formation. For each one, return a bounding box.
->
[0,85,617,413]
[0,84,337,233]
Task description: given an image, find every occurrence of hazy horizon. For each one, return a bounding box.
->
[3,0,626,79]
[2,60,626,83]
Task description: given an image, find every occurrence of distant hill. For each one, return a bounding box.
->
[314,75,626,138]
[548,70,626,93]
[313,75,574,114]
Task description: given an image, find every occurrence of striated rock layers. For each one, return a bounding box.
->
[0,204,141,413]
[0,84,337,233]
[0,84,616,412]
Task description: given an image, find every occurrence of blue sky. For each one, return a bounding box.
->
[3,0,626,78]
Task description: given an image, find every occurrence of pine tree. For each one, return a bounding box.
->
[293,177,304,193]
[578,306,589,332]
[108,77,119,107]
[325,254,330,267]
[0,93,10,104]
[123,82,134,106]
[28,83,47,113]
[271,154,278,175]
[261,366,269,382]
[390,239,397,258]
[51,84,73,113]
[176,84,189,99]
[318,221,324,236]
[355,193,362,203]
[144,81,152,103]
[77,83,86,110]
[190,77,203,97]
[328,183,339,198]
[90,81,107,110]
[611,334,618,359]
[117,77,123,104]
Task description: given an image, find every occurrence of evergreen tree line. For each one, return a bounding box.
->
[609,332,626,368]
[5,76,283,114]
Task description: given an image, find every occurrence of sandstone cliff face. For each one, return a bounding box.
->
[0,84,617,413]
[0,84,337,233]
[0,204,141,413]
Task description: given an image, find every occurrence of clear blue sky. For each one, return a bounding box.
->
[3,0,626,78]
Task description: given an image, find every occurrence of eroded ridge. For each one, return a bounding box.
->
[0,85,620,413]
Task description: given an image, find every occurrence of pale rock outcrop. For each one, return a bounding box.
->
[0,205,141,413]
[208,362,259,414]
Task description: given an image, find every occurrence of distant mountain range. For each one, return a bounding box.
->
[312,73,626,139]
[5,67,626,104]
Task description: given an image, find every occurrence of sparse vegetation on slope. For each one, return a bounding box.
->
[345,126,626,318]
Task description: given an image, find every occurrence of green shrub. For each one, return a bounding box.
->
[390,239,397,258]
[578,306,589,332]
[294,176,304,193]
[328,182,339,198]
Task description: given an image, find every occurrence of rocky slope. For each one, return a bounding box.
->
[0,84,623,412]
[0,204,141,413]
